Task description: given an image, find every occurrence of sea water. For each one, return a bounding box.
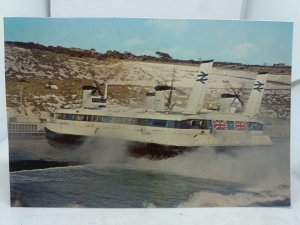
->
[9,138,290,208]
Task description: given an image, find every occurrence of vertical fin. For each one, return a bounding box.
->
[243,72,268,117]
[104,84,108,99]
[184,60,214,114]
[155,91,165,111]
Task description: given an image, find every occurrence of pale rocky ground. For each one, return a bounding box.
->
[5,44,290,122]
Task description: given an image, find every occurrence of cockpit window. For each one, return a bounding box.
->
[248,122,263,131]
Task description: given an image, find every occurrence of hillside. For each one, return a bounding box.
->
[6,41,291,74]
[5,42,291,121]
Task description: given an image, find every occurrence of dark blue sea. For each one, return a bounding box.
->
[9,138,290,208]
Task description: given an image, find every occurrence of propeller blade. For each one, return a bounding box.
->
[221,93,237,98]
[237,96,244,107]
[229,97,237,108]
[155,85,172,91]
[166,70,175,108]
[230,87,237,95]
[223,81,245,109]
[94,80,104,96]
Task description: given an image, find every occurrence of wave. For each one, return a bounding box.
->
[64,203,86,208]
[177,190,289,207]
[141,183,289,208]
[125,142,289,187]
[73,137,290,195]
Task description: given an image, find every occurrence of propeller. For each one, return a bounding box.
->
[93,80,106,96]
[221,82,245,108]
[154,70,185,111]
[154,84,173,91]
[221,93,239,98]
[166,70,175,110]
[90,72,107,96]
[155,78,172,91]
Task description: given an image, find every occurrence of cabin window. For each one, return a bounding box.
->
[96,116,102,122]
[8,124,12,132]
[198,120,207,129]
[122,117,130,124]
[204,120,211,129]
[87,115,94,121]
[127,118,135,125]
[134,118,141,125]
[12,124,15,132]
[227,121,235,130]
[141,119,150,126]
[56,113,63,119]
[151,120,167,127]
[138,119,148,126]
[166,120,175,128]
[174,120,188,129]
[92,97,107,103]
[102,116,113,123]
[65,114,74,120]
[119,117,126,124]
[113,117,118,123]
[248,122,263,131]
[128,118,134,124]
[132,118,139,125]
[112,117,120,123]
[189,120,196,127]
[206,120,213,130]
[87,115,93,122]
[75,115,84,121]
[174,120,210,130]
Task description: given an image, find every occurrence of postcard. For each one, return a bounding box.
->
[4,18,292,207]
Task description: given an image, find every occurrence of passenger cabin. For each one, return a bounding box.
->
[53,112,264,131]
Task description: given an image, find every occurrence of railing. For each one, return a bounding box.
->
[8,123,45,134]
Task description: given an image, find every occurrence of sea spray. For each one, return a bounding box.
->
[73,136,289,189]
[176,187,290,207]
[71,136,289,207]
[74,137,131,166]
[125,138,289,188]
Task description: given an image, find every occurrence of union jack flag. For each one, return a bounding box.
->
[213,120,227,130]
[234,121,247,130]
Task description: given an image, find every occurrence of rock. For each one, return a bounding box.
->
[16,75,26,82]
[50,85,58,89]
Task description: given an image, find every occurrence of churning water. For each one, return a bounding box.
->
[9,137,290,208]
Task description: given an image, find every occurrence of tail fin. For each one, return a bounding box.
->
[184,60,214,114]
[243,72,268,117]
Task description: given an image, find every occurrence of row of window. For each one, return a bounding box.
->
[55,113,264,131]
[8,123,38,133]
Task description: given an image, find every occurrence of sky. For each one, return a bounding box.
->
[4,18,293,65]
